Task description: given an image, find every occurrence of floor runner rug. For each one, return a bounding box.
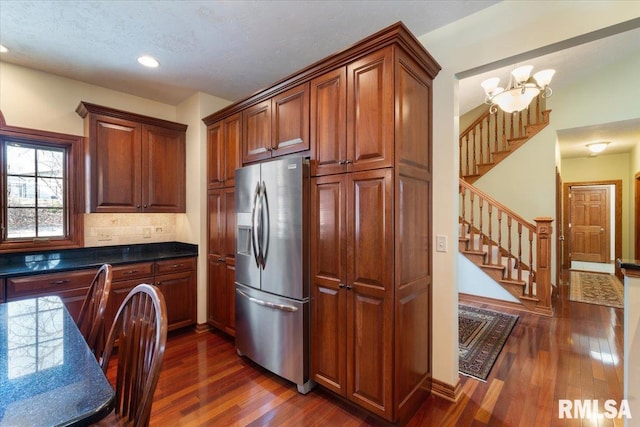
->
[569,270,624,308]
[458,304,518,381]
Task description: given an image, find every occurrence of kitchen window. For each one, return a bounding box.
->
[1,115,84,252]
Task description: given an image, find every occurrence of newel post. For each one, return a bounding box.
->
[534,217,553,315]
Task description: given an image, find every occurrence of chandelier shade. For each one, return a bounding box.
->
[481,65,555,114]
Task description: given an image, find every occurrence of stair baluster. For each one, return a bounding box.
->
[458,179,553,316]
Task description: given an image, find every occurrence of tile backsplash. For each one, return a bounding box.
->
[84,213,177,247]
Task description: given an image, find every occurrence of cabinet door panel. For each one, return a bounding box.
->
[310,68,347,176]
[225,262,236,336]
[346,169,393,418]
[243,100,271,163]
[223,187,236,260]
[348,169,393,291]
[223,113,242,186]
[156,270,195,331]
[143,125,186,212]
[207,257,227,329]
[396,49,432,180]
[207,121,224,188]
[272,83,310,157]
[311,175,347,394]
[208,190,224,257]
[347,47,394,172]
[347,289,392,417]
[93,118,141,212]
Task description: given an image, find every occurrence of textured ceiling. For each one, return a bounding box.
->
[0,0,497,104]
[1,1,638,159]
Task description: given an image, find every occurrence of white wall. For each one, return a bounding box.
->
[458,254,519,302]
[419,0,639,390]
[176,93,231,324]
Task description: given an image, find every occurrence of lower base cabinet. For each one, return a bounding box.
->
[207,256,235,336]
[4,256,197,335]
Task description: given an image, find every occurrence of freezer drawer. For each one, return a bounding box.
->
[235,283,311,393]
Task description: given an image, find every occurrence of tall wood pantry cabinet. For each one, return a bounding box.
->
[202,22,440,424]
[206,114,242,336]
[76,102,187,213]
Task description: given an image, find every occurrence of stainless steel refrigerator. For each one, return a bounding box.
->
[234,156,313,394]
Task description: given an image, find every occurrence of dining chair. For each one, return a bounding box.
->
[96,283,168,427]
[77,263,113,358]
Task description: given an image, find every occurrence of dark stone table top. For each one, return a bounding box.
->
[0,296,114,425]
[0,242,198,279]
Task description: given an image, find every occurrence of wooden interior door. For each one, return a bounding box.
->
[636,173,640,259]
[569,186,610,263]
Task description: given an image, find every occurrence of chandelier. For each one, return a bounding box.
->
[481,65,555,114]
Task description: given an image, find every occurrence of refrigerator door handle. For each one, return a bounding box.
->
[260,181,270,269]
[251,181,262,268]
[236,288,299,312]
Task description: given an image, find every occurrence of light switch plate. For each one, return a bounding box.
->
[436,234,448,252]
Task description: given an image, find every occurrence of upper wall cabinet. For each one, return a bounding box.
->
[242,82,310,164]
[208,112,241,189]
[77,102,187,213]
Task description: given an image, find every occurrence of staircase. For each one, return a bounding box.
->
[458,94,553,316]
[460,94,550,183]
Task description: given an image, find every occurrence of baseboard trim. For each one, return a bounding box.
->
[431,377,462,402]
[459,293,528,314]
[194,323,211,334]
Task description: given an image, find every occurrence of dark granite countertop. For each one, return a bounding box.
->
[0,242,198,279]
[616,259,640,272]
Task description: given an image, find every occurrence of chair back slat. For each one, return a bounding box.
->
[77,264,112,358]
[100,284,167,427]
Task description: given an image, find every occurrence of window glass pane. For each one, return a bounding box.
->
[7,144,35,175]
[37,208,64,237]
[7,208,36,238]
[37,177,65,207]
[7,176,36,207]
[37,148,64,178]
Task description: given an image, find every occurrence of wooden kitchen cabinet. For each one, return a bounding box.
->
[242,82,310,164]
[76,102,187,213]
[311,169,393,417]
[202,23,439,423]
[155,257,197,331]
[6,268,99,321]
[310,48,393,176]
[208,113,242,189]
[207,187,236,335]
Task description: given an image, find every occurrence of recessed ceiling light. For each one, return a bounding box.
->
[137,55,159,68]
[586,142,609,154]
[0,44,8,53]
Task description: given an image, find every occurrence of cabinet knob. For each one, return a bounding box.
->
[338,160,345,165]
[136,204,141,209]
[346,284,352,290]
[143,204,148,208]
[218,258,225,262]
[344,159,352,164]
[338,283,345,288]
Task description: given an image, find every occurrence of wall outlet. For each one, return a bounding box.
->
[143,227,152,238]
[436,234,448,252]
[98,229,112,241]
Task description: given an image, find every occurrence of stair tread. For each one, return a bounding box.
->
[520,296,540,302]
[500,279,526,286]
[480,264,506,270]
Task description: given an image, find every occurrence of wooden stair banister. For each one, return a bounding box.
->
[460,93,551,183]
[459,179,553,316]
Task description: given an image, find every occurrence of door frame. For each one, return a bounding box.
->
[635,172,640,259]
[562,180,622,278]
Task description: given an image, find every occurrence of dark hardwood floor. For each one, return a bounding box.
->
[106,283,624,426]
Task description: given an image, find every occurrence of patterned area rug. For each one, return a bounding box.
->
[570,271,624,308]
[459,305,518,381]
